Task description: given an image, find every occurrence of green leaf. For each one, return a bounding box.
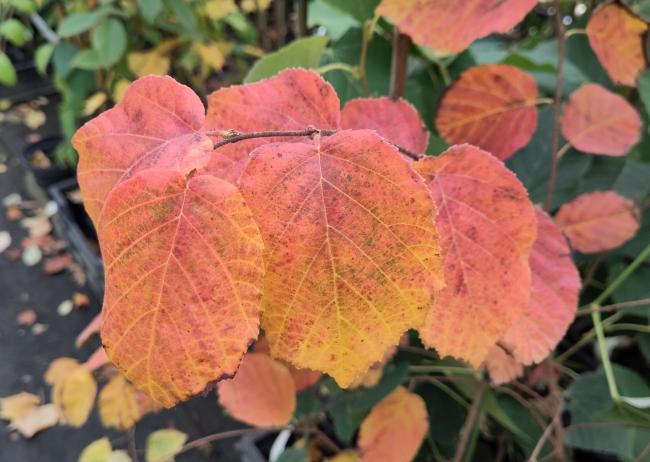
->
[308,0,357,40]
[72,49,104,70]
[244,35,329,83]
[8,0,36,14]
[0,52,17,87]
[0,19,32,46]
[138,0,163,23]
[322,0,380,23]
[34,43,54,75]
[58,11,104,37]
[326,362,408,443]
[53,42,79,78]
[607,262,650,319]
[638,69,650,116]
[565,422,650,460]
[145,429,187,462]
[164,0,197,32]
[91,18,126,68]
[277,447,309,462]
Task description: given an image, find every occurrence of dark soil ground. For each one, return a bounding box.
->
[0,99,247,461]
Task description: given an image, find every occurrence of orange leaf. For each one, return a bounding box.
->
[217,353,296,427]
[358,387,428,462]
[555,191,640,254]
[340,97,429,154]
[205,69,340,182]
[98,168,264,407]
[484,346,523,385]
[239,131,443,386]
[253,335,321,391]
[376,0,537,53]
[587,3,647,87]
[73,76,215,226]
[436,64,538,160]
[413,144,537,366]
[499,209,580,365]
[561,84,641,156]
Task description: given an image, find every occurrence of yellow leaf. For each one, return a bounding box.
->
[112,79,131,103]
[9,403,59,438]
[45,357,79,385]
[328,451,360,462]
[128,50,170,77]
[146,429,188,462]
[241,0,271,12]
[204,0,238,21]
[99,374,160,431]
[79,437,112,462]
[106,451,131,462]
[0,392,40,421]
[84,92,108,116]
[192,43,225,73]
[52,365,97,427]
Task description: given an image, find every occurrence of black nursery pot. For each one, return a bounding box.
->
[48,178,104,302]
[21,137,75,191]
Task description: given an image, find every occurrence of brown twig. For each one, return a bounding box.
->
[389,27,412,100]
[295,0,307,37]
[209,128,424,161]
[127,426,139,462]
[452,381,489,462]
[543,0,566,212]
[576,297,650,316]
[529,403,563,462]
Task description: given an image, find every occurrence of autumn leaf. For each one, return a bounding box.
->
[51,362,97,427]
[413,144,537,367]
[376,0,537,54]
[217,353,296,427]
[254,336,322,391]
[561,84,641,156]
[358,387,428,462]
[555,191,640,254]
[99,374,160,431]
[436,64,538,160]
[340,97,429,154]
[45,357,79,385]
[98,169,264,407]
[484,346,524,385]
[205,68,340,182]
[8,404,59,438]
[146,429,187,462]
[239,130,443,386]
[79,438,112,462]
[72,75,214,225]
[587,3,647,87]
[0,392,41,420]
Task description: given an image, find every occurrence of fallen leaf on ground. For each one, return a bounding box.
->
[57,299,74,316]
[16,309,37,326]
[51,363,97,427]
[6,206,22,220]
[21,245,42,266]
[31,323,48,335]
[0,392,41,420]
[73,292,90,310]
[0,230,10,253]
[43,253,72,275]
[9,403,59,438]
[20,216,52,238]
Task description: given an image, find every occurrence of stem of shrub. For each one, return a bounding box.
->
[452,381,488,462]
[389,27,411,100]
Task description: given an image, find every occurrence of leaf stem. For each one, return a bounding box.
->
[543,0,566,212]
[453,381,488,462]
[389,27,412,99]
[316,62,359,77]
[408,365,478,375]
[359,14,379,96]
[576,297,650,316]
[564,28,586,38]
[536,97,555,105]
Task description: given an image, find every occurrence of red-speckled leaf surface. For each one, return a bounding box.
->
[239,130,443,386]
[376,0,537,53]
[413,144,537,367]
[340,97,429,155]
[587,3,647,87]
[99,168,264,407]
[72,76,215,225]
[555,191,640,254]
[358,386,428,462]
[561,84,642,156]
[436,65,538,160]
[205,69,341,182]
[497,209,581,367]
[217,353,296,427]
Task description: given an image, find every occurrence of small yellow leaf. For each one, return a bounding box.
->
[241,0,271,12]
[146,429,188,462]
[0,392,40,420]
[112,79,131,103]
[107,451,131,462]
[128,50,170,77]
[192,43,225,73]
[84,92,107,116]
[204,0,238,21]
[328,451,361,462]
[45,357,79,384]
[99,374,160,431]
[9,403,59,438]
[79,437,112,462]
[52,365,97,427]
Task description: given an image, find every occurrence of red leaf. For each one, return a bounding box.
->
[73,76,214,225]
[217,353,296,427]
[340,97,429,154]
[239,130,443,386]
[413,144,537,366]
[358,387,428,462]
[205,69,341,182]
[587,3,647,87]
[99,169,265,406]
[376,0,537,53]
[492,209,580,374]
[561,84,641,156]
[555,191,640,254]
[436,64,538,160]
